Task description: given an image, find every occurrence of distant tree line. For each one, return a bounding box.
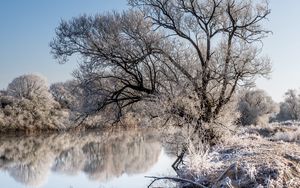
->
[0,73,300,133]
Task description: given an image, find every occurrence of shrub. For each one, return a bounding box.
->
[277,89,300,121]
[238,89,278,126]
[0,74,70,131]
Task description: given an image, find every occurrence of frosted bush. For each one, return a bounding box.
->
[0,74,71,131]
[185,140,223,177]
[7,74,53,105]
[277,89,300,121]
[238,89,278,126]
[271,127,300,142]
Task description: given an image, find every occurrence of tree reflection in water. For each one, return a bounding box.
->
[0,129,162,187]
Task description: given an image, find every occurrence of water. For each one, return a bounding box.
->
[0,128,180,188]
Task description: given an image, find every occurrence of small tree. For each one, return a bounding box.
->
[238,89,278,126]
[7,74,52,105]
[277,89,300,121]
[1,74,69,131]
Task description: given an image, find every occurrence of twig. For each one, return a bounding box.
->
[266,175,271,188]
[216,162,238,182]
[74,114,88,129]
[172,146,186,173]
[145,176,208,188]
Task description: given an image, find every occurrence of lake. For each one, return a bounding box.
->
[0,128,182,188]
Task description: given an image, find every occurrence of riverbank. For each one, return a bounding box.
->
[175,124,300,188]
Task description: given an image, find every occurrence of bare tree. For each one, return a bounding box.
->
[51,0,271,126]
[50,11,175,120]
[129,0,271,125]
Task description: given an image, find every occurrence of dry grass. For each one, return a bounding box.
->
[183,140,223,182]
[270,126,300,143]
[180,125,300,188]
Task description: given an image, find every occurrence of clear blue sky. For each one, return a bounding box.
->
[0,0,128,90]
[0,0,299,102]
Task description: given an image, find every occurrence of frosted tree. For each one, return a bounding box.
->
[277,89,300,121]
[50,11,172,120]
[7,74,52,105]
[0,74,69,131]
[50,0,271,128]
[50,80,82,110]
[238,89,278,126]
[129,0,271,126]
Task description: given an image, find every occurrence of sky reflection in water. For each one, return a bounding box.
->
[0,129,178,188]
